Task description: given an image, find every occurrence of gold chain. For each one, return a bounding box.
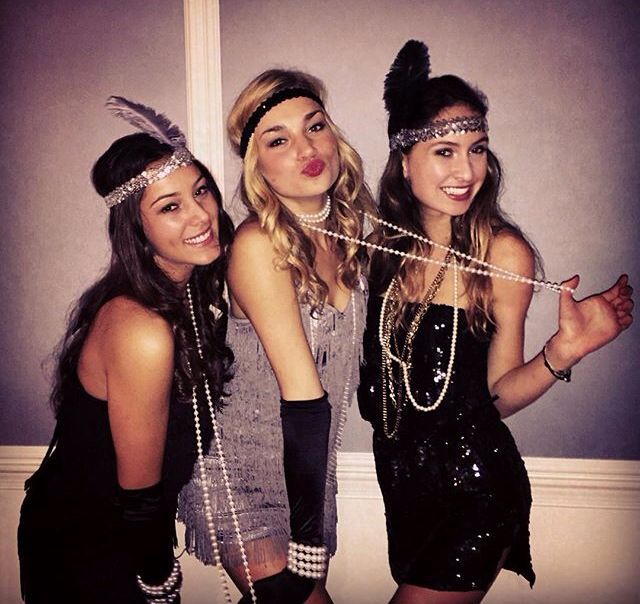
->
[380,252,452,438]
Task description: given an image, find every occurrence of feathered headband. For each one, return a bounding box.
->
[103,96,193,208]
[384,40,487,151]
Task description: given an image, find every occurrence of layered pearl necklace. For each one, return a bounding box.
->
[379,256,459,437]
[186,286,256,604]
[295,194,331,224]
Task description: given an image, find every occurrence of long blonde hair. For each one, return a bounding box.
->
[227,69,375,312]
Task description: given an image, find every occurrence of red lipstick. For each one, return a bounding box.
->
[302,159,325,177]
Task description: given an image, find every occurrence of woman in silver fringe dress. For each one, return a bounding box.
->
[178,69,374,603]
[358,40,634,604]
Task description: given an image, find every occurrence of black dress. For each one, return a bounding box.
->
[358,296,535,591]
[17,374,204,603]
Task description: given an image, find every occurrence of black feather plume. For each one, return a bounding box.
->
[106,96,187,148]
[384,40,431,136]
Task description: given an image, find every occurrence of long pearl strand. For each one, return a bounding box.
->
[379,258,458,435]
[186,286,256,604]
[299,221,574,294]
[307,289,357,484]
[404,258,458,412]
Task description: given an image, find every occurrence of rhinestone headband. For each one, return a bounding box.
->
[389,115,488,151]
[239,87,324,158]
[104,147,193,208]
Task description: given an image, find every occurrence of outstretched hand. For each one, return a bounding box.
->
[556,274,633,362]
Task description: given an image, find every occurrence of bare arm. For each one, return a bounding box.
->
[228,221,323,400]
[487,233,633,418]
[100,297,175,488]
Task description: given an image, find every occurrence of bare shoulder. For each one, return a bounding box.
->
[230,219,278,263]
[488,230,535,307]
[488,229,535,276]
[97,296,174,363]
[228,218,286,283]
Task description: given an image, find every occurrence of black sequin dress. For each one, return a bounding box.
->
[17,374,203,603]
[358,296,535,591]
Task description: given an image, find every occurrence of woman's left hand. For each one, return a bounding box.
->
[552,274,633,365]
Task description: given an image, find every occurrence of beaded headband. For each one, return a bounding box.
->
[389,115,488,151]
[239,87,324,158]
[104,147,193,208]
[102,96,194,208]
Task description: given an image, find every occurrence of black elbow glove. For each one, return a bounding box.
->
[117,482,181,598]
[238,393,331,604]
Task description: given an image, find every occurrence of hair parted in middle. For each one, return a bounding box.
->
[227,69,376,312]
[373,40,543,338]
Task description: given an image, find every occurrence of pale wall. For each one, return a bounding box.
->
[0,0,188,443]
[219,0,640,458]
[1,0,639,460]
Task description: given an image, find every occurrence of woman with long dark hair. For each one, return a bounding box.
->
[358,41,634,603]
[18,98,234,603]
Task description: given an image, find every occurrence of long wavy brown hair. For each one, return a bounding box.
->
[227,69,375,312]
[372,75,543,338]
[51,133,235,415]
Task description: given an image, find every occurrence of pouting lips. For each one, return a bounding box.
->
[302,159,325,177]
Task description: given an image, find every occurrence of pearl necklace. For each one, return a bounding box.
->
[299,218,574,294]
[295,194,332,224]
[379,258,458,437]
[186,286,256,604]
[308,290,358,484]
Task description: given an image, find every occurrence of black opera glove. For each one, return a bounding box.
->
[238,393,331,604]
[237,568,315,604]
[117,482,177,587]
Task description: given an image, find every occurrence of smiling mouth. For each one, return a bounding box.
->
[184,228,214,245]
[441,186,472,200]
[302,159,325,177]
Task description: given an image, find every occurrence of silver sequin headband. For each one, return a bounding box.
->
[389,115,488,151]
[102,96,194,208]
[104,148,194,208]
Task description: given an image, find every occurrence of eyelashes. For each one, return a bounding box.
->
[265,120,328,149]
[434,144,487,157]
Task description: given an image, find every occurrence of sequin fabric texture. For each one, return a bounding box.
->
[178,280,367,568]
[358,297,535,590]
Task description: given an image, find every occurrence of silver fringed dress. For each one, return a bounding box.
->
[178,278,367,568]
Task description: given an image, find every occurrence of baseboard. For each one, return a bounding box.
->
[3,447,640,604]
[4,447,639,509]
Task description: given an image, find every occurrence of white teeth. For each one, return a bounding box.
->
[185,228,211,244]
[442,186,470,195]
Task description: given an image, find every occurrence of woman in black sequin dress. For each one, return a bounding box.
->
[358,40,634,603]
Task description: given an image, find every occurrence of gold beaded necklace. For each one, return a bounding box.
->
[379,252,453,438]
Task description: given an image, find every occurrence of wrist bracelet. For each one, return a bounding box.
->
[136,558,182,603]
[287,541,328,579]
[542,344,572,383]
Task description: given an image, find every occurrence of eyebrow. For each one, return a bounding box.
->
[431,134,489,147]
[259,109,324,138]
[150,173,206,207]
